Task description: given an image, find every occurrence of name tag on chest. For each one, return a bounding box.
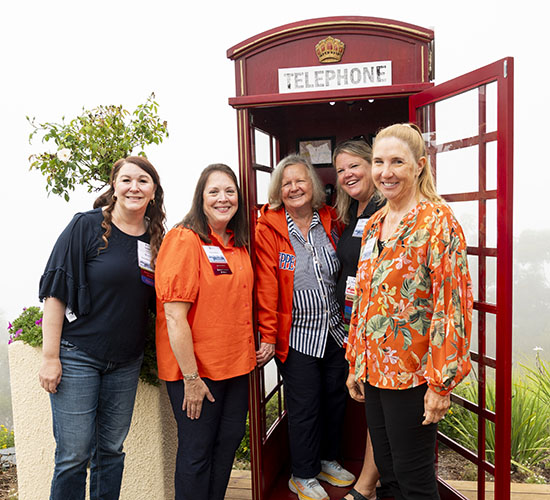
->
[137,240,155,286]
[352,218,368,238]
[359,237,376,262]
[203,246,232,275]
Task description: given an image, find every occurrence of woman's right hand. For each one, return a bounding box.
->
[346,372,365,402]
[39,357,62,393]
[182,378,215,420]
[256,342,275,367]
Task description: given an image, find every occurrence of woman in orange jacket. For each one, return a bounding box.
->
[255,154,354,500]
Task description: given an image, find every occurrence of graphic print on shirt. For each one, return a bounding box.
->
[279,252,296,271]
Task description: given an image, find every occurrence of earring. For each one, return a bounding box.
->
[149,199,156,206]
[112,194,117,202]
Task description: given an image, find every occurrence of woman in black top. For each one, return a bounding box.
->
[38,156,165,500]
[333,140,386,500]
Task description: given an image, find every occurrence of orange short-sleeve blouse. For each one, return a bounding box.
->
[155,226,256,381]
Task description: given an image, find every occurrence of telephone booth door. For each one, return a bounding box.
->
[410,57,514,500]
[227,18,513,500]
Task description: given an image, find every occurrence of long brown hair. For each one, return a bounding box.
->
[93,156,166,268]
[178,164,248,247]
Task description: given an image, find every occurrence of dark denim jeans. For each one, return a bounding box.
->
[166,374,249,500]
[276,335,349,478]
[49,339,142,500]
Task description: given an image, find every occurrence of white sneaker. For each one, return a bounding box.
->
[316,460,355,487]
[288,475,329,500]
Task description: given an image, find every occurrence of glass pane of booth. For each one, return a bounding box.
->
[432,88,480,144]
[254,128,272,168]
[447,201,478,248]
[256,170,271,206]
[436,146,479,195]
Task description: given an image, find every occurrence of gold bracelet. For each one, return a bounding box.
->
[183,372,199,381]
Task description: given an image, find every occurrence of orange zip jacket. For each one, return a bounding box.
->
[255,203,341,362]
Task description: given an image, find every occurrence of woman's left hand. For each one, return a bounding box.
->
[423,388,451,425]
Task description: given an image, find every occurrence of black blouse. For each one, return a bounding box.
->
[39,208,154,362]
[335,198,384,315]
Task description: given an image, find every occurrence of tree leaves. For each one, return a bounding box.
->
[27,93,169,201]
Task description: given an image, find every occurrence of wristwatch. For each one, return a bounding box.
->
[183,371,199,381]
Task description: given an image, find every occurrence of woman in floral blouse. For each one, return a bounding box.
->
[346,123,473,499]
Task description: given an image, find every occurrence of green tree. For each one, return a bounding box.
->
[27,93,168,201]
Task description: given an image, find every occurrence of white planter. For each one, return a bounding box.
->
[8,341,177,500]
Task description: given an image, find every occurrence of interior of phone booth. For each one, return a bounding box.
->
[247,95,410,500]
[251,97,409,206]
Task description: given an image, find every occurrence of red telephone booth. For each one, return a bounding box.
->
[227,16,513,500]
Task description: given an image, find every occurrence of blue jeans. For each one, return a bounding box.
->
[49,340,143,500]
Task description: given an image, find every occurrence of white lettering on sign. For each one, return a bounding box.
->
[278,61,392,94]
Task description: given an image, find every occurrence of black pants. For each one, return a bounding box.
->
[364,383,440,500]
[166,374,249,500]
[277,335,348,478]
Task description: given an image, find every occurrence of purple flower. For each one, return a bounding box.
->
[8,322,12,330]
[7,338,12,345]
[22,307,27,311]
[14,329,22,338]
[35,318,43,326]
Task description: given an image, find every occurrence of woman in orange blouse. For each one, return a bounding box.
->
[346,124,472,500]
[155,164,256,500]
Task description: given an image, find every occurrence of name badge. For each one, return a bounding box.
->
[65,306,77,323]
[352,218,368,238]
[359,237,376,262]
[345,275,356,297]
[137,241,155,286]
[203,246,232,275]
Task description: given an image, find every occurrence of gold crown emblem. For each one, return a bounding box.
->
[315,36,345,63]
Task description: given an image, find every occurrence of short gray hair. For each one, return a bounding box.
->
[268,154,326,211]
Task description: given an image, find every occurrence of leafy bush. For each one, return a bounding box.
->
[439,373,550,474]
[27,93,168,201]
[7,307,43,347]
[0,424,14,449]
[523,351,550,407]
[7,307,159,386]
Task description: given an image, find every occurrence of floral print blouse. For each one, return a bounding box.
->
[346,200,473,395]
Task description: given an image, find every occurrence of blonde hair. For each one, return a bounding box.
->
[268,154,326,211]
[373,123,442,204]
[332,139,381,224]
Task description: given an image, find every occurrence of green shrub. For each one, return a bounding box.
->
[8,306,43,347]
[0,424,14,449]
[523,351,550,407]
[440,373,550,473]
